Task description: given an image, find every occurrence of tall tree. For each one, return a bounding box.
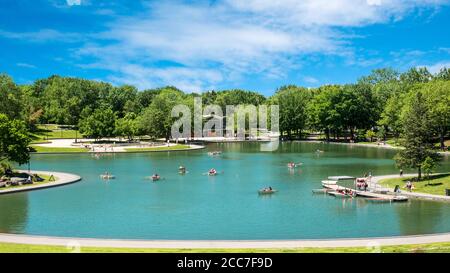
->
[394,92,439,179]
[138,89,184,140]
[419,80,450,150]
[270,85,310,139]
[78,107,116,140]
[0,114,31,165]
[0,74,24,120]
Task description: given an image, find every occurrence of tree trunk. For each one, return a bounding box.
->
[440,131,445,150]
[418,165,422,180]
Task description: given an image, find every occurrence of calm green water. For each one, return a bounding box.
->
[1,142,450,240]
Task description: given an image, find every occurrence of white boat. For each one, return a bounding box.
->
[327,191,354,198]
[321,176,356,187]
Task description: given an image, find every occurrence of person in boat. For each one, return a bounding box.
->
[268,186,273,191]
[152,173,160,180]
[179,166,186,173]
[209,168,217,175]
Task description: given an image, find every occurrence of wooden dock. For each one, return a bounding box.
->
[323,184,408,202]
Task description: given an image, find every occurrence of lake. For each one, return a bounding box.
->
[1,142,450,240]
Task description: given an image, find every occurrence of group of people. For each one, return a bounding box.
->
[356,177,369,191]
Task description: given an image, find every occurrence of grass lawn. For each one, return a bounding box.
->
[125,144,191,152]
[1,242,450,253]
[379,173,450,195]
[0,174,58,191]
[31,146,89,153]
[30,125,82,143]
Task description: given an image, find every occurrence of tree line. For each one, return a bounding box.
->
[0,67,449,177]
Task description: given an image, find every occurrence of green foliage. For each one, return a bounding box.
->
[394,92,440,179]
[138,89,184,140]
[78,107,116,139]
[270,85,311,138]
[115,113,138,140]
[421,156,436,179]
[0,74,24,120]
[0,114,31,165]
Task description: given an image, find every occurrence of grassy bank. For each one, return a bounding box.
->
[1,241,450,253]
[379,173,450,195]
[31,146,89,153]
[0,174,58,191]
[125,144,191,152]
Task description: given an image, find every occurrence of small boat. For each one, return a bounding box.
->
[178,166,187,174]
[151,175,161,181]
[100,174,115,179]
[208,151,222,156]
[312,188,331,194]
[327,190,354,198]
[258,188,277,194]
[207,168,218,176]
[288,162,303,168]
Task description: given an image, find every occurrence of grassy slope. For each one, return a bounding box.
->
[125,145,191,152]
[379,173,450,195]
[30,125,82,144]
[1,242,450,253]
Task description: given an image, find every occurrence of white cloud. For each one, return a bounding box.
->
[0,29,82,43]
[420,61,450,74]
[16,63,36,69]
[67,0,81,6]
[4,0,444,90]
[73,0,447,90]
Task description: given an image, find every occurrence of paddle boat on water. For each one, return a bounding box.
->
[151,174,161,181]
[327,188,355,198]
[178,166,187,174]
[287,162,303,168]
[100,172,115,180]
[258,187,277,195]
[207,168,218,176]
[208,151,222,156]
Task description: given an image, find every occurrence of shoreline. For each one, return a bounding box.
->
[31,144,206,154]
[2,232,450,249]
[0,170,81,195]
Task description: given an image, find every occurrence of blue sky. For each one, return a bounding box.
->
[1,0,450,96]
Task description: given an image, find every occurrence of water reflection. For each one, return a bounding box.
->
[0,193,28,233]
[396,200,444,235]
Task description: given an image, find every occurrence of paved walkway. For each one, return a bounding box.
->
[1,232,450,249]
[371,174,450,202]
[0,170,81,195]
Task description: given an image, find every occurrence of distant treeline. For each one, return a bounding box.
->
[0,67,449,148]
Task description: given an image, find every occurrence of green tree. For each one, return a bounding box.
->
[0,74,24,120]
[138,89,184,140]
[378,94,405,138]
[115,113,137,140]
[0,114,31,165]
[394,92,439,179]
[78,107,116,140]
[270,85,310,139]
[419,80,450,150]
[421,156,436,180]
